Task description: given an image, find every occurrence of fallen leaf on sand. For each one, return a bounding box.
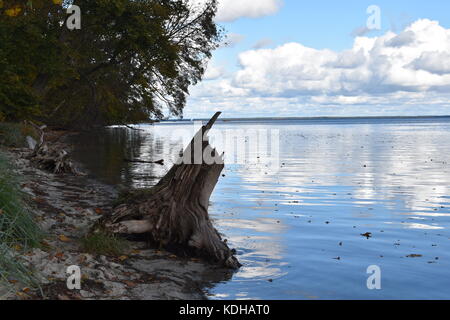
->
[55,252,65,259]
[124,281,137,288]
[40,240,50,248]
[58,235,71,242]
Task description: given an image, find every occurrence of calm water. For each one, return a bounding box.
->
[72,118,450,300]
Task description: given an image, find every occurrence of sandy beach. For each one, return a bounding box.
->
[1,140,232,300]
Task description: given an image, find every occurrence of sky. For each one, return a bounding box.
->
[183,0,450,119]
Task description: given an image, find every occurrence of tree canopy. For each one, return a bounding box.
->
[0,0,222,128]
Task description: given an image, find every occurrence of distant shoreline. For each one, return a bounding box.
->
[159,115,450,123]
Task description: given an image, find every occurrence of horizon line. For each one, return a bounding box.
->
[161,115,450,122]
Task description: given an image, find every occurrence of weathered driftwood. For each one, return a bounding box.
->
[94,112,241,269]
[26,121,78,174]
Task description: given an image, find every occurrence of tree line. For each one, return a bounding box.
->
[0,0,222,129]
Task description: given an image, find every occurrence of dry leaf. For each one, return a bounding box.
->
[55,252,65,259]
[33,197,46,204]
[40,240,50,247]
[58,235,71,242]
[94,208,103,215]
[123,281,137,288]
[118,255,128,261]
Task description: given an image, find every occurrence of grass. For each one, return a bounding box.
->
[80,231,129,256]
[0,122,38,148]
[0,150,43,297]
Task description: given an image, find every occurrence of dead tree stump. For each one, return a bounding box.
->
[93,112,241,269]
[26,121,78,174]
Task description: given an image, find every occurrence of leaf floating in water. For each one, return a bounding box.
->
[406,254,423,258]
[361,232,372,239]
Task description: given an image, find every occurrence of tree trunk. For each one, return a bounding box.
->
[93,112,241,269]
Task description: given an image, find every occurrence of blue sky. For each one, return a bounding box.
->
[184,0,450,119]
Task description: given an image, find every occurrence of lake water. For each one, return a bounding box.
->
[72,117,450,300]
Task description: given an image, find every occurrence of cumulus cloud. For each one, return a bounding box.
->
[192,0,283,22]
[203,63,226,80]
[186,19,450,118]
[410,51,450,75]
[216,0,282,22]
[351,26,373,38]
[252,38,273,49]
[233,19,450,97]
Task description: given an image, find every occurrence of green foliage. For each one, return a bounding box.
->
[0,0,222,128]
[0,151,43,291]
[80,231,129,256]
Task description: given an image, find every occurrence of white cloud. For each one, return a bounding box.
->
[186,19,450,118]
[203,63,226,80]
[252,38,273,49]
[216,0,282,22]
[410,51,450,75]
[233,19,450,97]
[192,0,283,22]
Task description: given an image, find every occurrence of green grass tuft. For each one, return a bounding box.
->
[80,231,129,256]
[0,122,40,148]
[0,151,43,295]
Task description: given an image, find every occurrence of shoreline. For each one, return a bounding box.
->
[1,137,232,300]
